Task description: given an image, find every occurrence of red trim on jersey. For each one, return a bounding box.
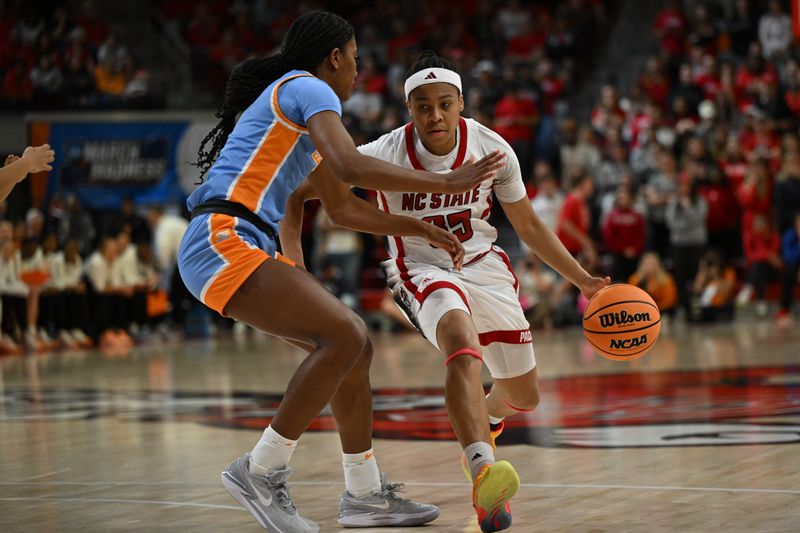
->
[445,348,483,366]
[480,185,494,220]
[416,281,472,313]
[492,248,519,291]
[378,191,418,294]
[404,118,468,171]
[478,329,533,346]
[464,249,491,266]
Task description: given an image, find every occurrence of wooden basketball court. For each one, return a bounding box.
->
[1,320,799,532]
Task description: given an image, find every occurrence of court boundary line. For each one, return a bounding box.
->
[0,496,243,511]
[2,480,799,496]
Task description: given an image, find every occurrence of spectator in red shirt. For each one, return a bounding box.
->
[557,172,596,265]
[536,59,564,115]
[736,214,782,316]
[735,41,777,108]
[696,165,741,261]
[639,56,670,110]
[493,82,538,176]
[737,158,772,241]
[602,186,646,282]
[739,109,780,168]
[653,0,687,57]
[720,134,749,190]
[695,54,722,100]
[506,18,546,60]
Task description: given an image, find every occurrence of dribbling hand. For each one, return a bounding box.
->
[580,275,611,301]
[445,151,506,193]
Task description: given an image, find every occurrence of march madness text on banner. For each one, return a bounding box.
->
[28,113,215,210]
[63,138,168,186]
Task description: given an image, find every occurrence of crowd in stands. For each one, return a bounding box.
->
[162,0,800,329]
[0,187,192,354]
[3,0,800,354]
[0,0,155,109]
[512,0,800,327]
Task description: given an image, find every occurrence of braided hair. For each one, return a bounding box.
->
[406,50,457,80]
[195,11,354,180]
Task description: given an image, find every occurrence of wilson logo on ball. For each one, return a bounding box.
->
[610,334,648,350]
[598,310,652,328]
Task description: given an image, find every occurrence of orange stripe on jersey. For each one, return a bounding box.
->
[229,121,301,212]
[203,214,269,314]
[272,73,312,131]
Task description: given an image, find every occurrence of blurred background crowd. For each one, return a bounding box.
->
[2,0,800,354]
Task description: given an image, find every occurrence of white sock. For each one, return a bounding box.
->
[488,414,504,426]
[342,449,381,497]
[464,441,495,481]
[249,425,297,475]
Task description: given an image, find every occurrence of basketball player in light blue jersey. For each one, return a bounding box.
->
[177,11,505,533]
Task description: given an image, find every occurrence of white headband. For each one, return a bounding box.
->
[404,68,462,100]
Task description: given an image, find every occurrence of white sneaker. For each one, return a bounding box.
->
[59,330,80,349]
[70,329,92,347]
[736,285,753,307]
[755,301,769,318]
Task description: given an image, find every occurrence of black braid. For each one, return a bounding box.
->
[195,11,354,181]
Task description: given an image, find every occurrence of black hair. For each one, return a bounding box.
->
[406,50,457,80]
[195,11,354,180]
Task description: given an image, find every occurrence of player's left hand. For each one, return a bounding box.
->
[580,275,610,301]
[421,222,464,270]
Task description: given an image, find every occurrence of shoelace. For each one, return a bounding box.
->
[272,482,296,512]
[381,481,406,501]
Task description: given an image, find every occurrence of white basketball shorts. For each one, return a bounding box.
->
[384,246,536,379]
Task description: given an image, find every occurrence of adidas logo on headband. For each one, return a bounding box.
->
[424,71,437,80]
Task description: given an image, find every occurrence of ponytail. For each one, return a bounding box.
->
[194,11,354,181]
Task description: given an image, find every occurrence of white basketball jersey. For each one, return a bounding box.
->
[358,117,526,269]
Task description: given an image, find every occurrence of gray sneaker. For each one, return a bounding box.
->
[337,473,440,528]
[221,454,319,532]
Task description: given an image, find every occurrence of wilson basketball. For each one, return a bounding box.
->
[583,284,660,361]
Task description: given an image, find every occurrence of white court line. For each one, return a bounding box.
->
[0,496,242,511]
[14,468,72,481]
[1,480,799,496]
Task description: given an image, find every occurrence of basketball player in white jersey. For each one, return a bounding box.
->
[281,52,608,533]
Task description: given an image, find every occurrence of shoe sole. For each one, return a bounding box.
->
[474,461,519,533]
[222,470,281,531]
[337,507,440,528]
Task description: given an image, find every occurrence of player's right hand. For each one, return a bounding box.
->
[445,151,505,193]
[421,222,464,270]
[21,144,55,174]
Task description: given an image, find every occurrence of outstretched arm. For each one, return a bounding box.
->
[307,111,504,194]
[0,145,55,202]
[501,197,609,299]
[280,162,464,270]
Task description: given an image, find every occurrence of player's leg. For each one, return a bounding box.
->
[419,288,518,533]
[436,309,490,449]
[486,366,540,420]
[277,334,440,528]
